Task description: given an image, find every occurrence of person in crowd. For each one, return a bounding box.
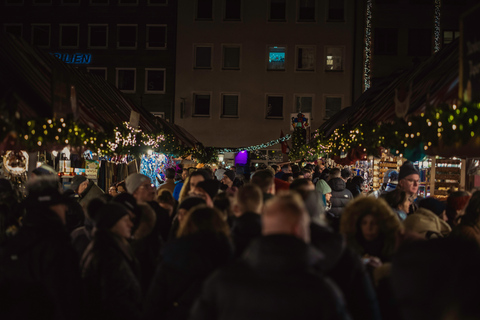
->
[0,178,22,245]
[190,179,220,208]
[341,168,352,182]
[453,190,480,245]
[281,173,294,184]
[231,184,263,257]
[220,170,235,190]
[0,176,82,320]
[403,205,451,239]
[270,164,279,174]
[108,184,118,196]
[178,170,210,204]
[144,205,233,320]
[250,169,275,202]
[327,168,354,232]
[81,202,142,320]
[382,188,411,221]
[316,179,333,211]
[418,197,447,221]
[346,175,366,198]
[289,178,315,193]
[396,161,421,214]
[71,194,112,259]
[116,181,127,194]
[157,189,176,219]
[274,164,291,180]
[446,190,471,227]
[311,164,323,185]
[70,175,105,211]
[190,193,351,320]
[173,168,189,201]
[167,197,206,242]
[213,192,235,227]
[158,168,176,196]
[384,170,398,193]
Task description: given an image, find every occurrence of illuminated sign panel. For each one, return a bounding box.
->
[51,52,92,64]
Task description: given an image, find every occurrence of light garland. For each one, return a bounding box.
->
[218,134,292,153]
[363,0,373,92]
[434,0,441,53]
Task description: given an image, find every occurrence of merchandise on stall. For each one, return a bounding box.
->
[430,157,465,200]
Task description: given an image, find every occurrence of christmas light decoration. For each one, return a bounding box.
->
[363,0,373,91]
[434,0,441,53]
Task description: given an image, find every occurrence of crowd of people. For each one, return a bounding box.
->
[1,160,480,320]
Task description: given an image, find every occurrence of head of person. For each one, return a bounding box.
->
[165,167,176,180]
[251,169,275,195]
[181,168,189,180]
[221,170,236,188]
[213,192,234,221]
[190,179,220,207]
[315,179,332,204]
[262,192,311,243]
[113,192,141,222]
[281,173,294,184]
[157,190,176,216]
[341,168,352,182]
[398,161,420,196]
[383,188,412,214]
[108,185,118,196]
[419,197,447,221]
[116,181,127,194]
[24,175,68,225]
[189,170,210,190]
[70,175,88,194]
[281,164,292,173]
[86,195,113,224]
[289,178,315,193]
[328,167,341,180]
[271,164,279,173]
[446,191,471,225]
[125,173,155,202]
[132,202,156,240]
[176,205,230,238]
[233,183,263,217]
[95,202,133,240]
[176,197,206,224]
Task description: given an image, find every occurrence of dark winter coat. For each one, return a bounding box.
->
[78,181,104,210]
[0,210,82,320]
[190,235,351,320]
[81,231,142,320]
[328,178,353,218]
[143,232,233,320]
[71,218,94,259]
[310,223,381,320]
[231,211,262,257]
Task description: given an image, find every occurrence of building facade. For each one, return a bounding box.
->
[1,0,177,121]
[174,0,357,148]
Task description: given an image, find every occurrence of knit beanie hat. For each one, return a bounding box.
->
[95,202,129,230]
[419,197,446,218]
[398,161,420,181]
[315,179,332,195]
[224,170,236,182]
[125,173,151,193]
[196,179,220,200]
[447,192,471,211]
[113,192,141,217]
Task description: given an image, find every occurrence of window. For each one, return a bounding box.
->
[268,46,286,71]
[5,0,24,5]
[119,0,138,5]
[31,24,50,47]
[4,24,22,38]
[88,25,108,48]
[327,0,344,21]
[325,96,341,119]
[374,28,398,55]
[222,94,239,117]
[269,0,286,21]
[295,95,313,114]
[60,24,79,48]
[90,0,108,5]
[148,0,167,5]
[117,25,137,48]
[116,68,136,92]
[145,69,166,93]
[62,0,80,5]
[325,46,343,71]
[443,30,460,46]
[87,67,107,80]
[193,93,211,116]
[408,28,432,56]
[266,95,284,119]
[298,0,315,22]
[196,0,213,20]
[33,0,51,5]
[194,45,212,69]
[223,45,240,69]
[296,46,315,71]
[147,25,167,49]
[225,0,241,21]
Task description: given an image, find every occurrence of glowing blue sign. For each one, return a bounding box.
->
[51,53,92,64]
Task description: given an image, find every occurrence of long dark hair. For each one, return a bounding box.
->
[459,191,480,227]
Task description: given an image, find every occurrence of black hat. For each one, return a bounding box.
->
[24,185,67,208]
[224,170,235,182]
[70,175,87,191]
[95,202,130,230]
[196,180,220,200]
[419,197,446,218]
[113,192,140,215]
[398,161,420,181]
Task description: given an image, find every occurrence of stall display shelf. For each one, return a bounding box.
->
[430,157,465,199]
[372,157,402,189]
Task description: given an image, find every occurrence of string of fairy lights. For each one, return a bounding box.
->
[434,0,441,53]
[363,0,373,92]
[217,134,292,154]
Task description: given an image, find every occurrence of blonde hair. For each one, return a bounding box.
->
[177,205,230,238]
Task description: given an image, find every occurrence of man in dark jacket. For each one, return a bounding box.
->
[0,176,82,320]
[327,168,353,232]
[190,193,350,320]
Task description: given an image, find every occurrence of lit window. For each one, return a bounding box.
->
[117,25,137,48]
[60,25,79,48]
[194,94,211,116]
[325,47,343,71]
[88,25,108,48]
[194,45,212,69]
[116,68,136,92]
[296,46,315,71]
[31,24,50,47]
[443,30,460,45]
[268,46,286,71]
[223,45,240,69]
[145,69,166,93]
[266,95,284,119]
[222,94,239,117]
[147,25,167,49]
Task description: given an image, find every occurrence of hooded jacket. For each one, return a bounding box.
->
[403,208,452,239]
[328,178,353,218]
